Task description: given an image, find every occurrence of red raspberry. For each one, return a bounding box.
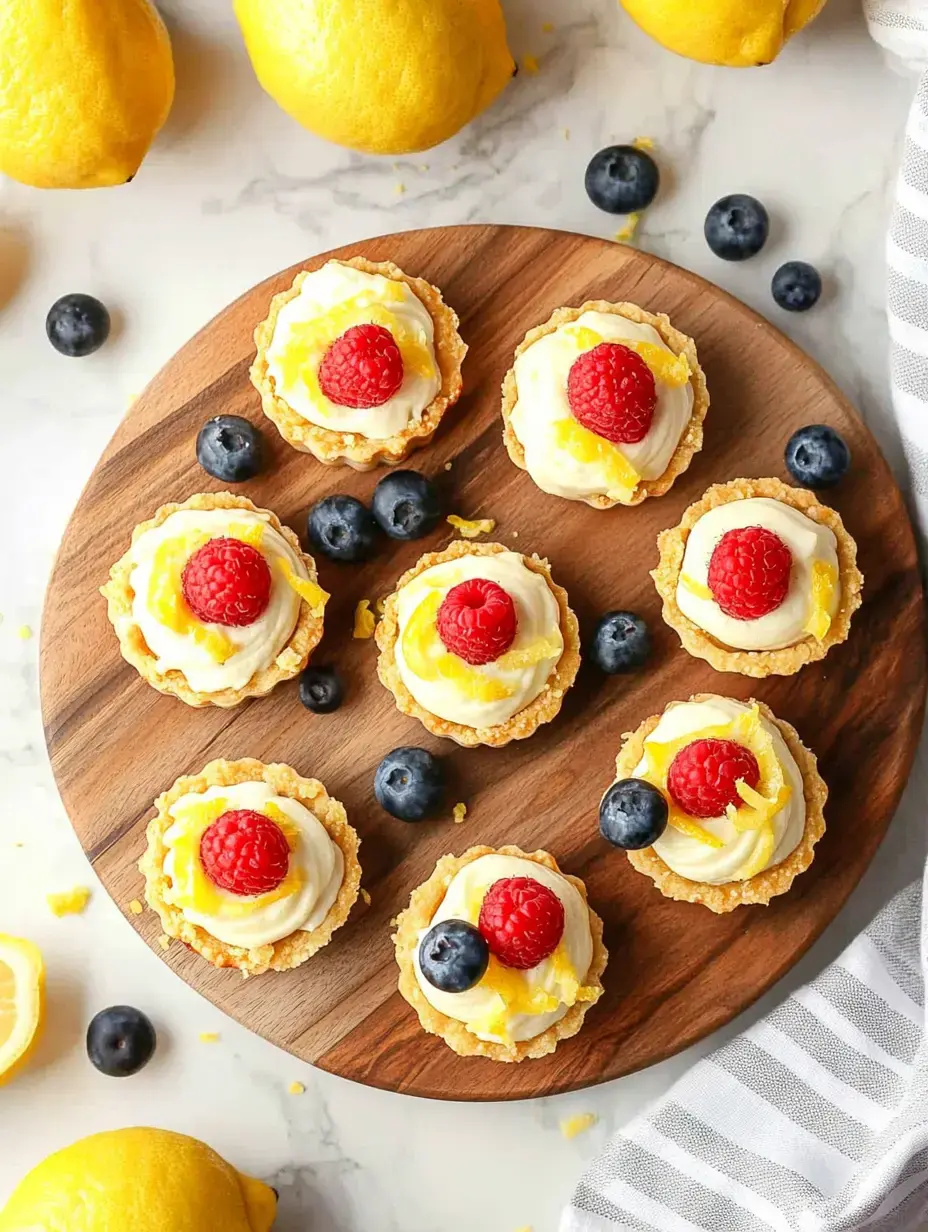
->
[477,877,565,970]
[707,526,792,621]
[199,809,291,896]
[436,578,517,666]
[181,537,271,628]
[566,342,657,444]
[667,738,761,819]
[318,323,404,409]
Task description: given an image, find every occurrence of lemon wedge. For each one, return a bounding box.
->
[0,935,45,1087]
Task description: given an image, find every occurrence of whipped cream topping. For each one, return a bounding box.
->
[163,780,344,949]
[265,261,441,440]
[676,497,840,651]
[631,696,805,884]
[413,854,594,1044]
[393,551,564,730]
[127,507,306,694]
[508,310,695,503]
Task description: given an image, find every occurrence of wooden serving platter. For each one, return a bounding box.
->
[40,225,926,1101]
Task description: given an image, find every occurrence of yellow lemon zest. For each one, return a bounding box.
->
[804,560,837,642]
[401,590,513,703]
[226,521,265,548]
[46,887,91,917]
[353,599,376,639]
[680,573,713,600]
[128,899,144,916]
[562,325,603,350]
[633,136,655,150]
[148,532,236,664]
[157,934,171,950]
[452,802,467,824]
[737,822,776,880]
[288,1080,306,1095]
[447,514,496,539]
[277,557,329,616]
[615,213,641,244]
[464,941,584,1042]
[199,1031,220,1044]
[560,1113,598,1140]
[564,323,690,387]
[522,53,540,75]
[551,419,639,502]
[16,625,32,641]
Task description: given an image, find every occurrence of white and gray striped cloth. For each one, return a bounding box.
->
[562,5,928,1228]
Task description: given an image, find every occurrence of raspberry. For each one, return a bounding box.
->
[182,537,272,628]
[199,809,291,897]
[477,877,565,970]
[318,323,404,409]
[436,578,517,666]
[667,738,761,819]
[707,526,792,621]
[567,342,656,444]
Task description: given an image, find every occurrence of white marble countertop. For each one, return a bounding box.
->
[2,1,926,1228]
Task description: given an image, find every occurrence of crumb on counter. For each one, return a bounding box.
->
[511,530,519,539]
[157,934,171,950]
[447,514,496,539]
[453,802,467,825]
[632,135,656,150]
[419,164,430,173]
[361,888,372,906]
[542,20,555,31]
[395,182,406,196]
[288,1081,305,1096]
[615,213,641,245]
[444,460,453,471]
[522,54,540,75]
[47,886,91,917]
[128,899,144,916]
[560,1112,598,1140]
[199,1031,220,1044]
[17,625,32,641]
[353,599,376,639]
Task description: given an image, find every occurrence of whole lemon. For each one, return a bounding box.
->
[619,0,827,66]
[0,0,174,189]
[234,0,514,155]
[0,1128,277,1232]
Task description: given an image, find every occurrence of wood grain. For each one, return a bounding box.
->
[40,225,927,1101]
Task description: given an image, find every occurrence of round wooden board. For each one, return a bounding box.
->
[41,225,926,1101]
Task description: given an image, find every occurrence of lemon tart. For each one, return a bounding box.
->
[251,257,467,470]
[375,539,581,748]
[140,758,361,975]
[102,492,328,707]
[652,477,863,677]
[501,300,708,507]
[605,694,827,912]
[393,844,607,1062]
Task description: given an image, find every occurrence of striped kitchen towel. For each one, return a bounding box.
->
[561,870,928,1231]
[562,6,928,1228]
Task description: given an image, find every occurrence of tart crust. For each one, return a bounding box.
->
[139,758,361,976]
[500,301,709,508]
[652,477,864,678]
[101,491,325,708]
[620,695,827,913]
[375,539,581,748]
[393,844,607,1062]
[250,257,467,471]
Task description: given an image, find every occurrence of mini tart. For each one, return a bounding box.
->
[393,845,607,1063]
[501,300,709,508]
[618,696,827,913]
[375,539,581,748]
[652,477,863,678]
[101,492,325,708]
[139,758,361,976]
[251,256,467,471]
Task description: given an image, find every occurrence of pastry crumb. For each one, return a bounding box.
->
[17,625,32,641]
[522,54,540,75]
[288,1081,305,1095]
[199,1031,220,1044]
[453,802,467,825]
[560,1112,598,1140]
[128,899,144,915]
[444,460,453,471]
[361,888,372,906]
[47,887,91,917]
[353,599,376,639]
[632,135,656,150]
[511,530,519,539]
[447,514,496,539]
[157,933,171,950]
[615,213,641,244]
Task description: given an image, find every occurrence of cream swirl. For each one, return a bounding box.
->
[265,261,441,440]
[676,497,840,651]
[508,310,695,503]
[127,508,306,694]
[413,854,594,1044]
[393,551,563,730]
[162,780,344,949]
[631,696,805,884]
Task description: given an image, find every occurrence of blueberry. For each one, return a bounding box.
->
[299,665,343,713]
[307,495,378,563]
[785,424,851,489]
[585,145,660,215]
[588,611,651,674]
[418,919,489,993]
[374,746,444,822]
[196,415,264,483]
[46,293,110,357]
[371,470,442,540]
[86,1005,156,1077]
[704,194,769,261]
[772,261,823,313]
[599,779,668,850]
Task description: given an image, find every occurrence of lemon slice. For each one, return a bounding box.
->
[0,934,45,1086]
